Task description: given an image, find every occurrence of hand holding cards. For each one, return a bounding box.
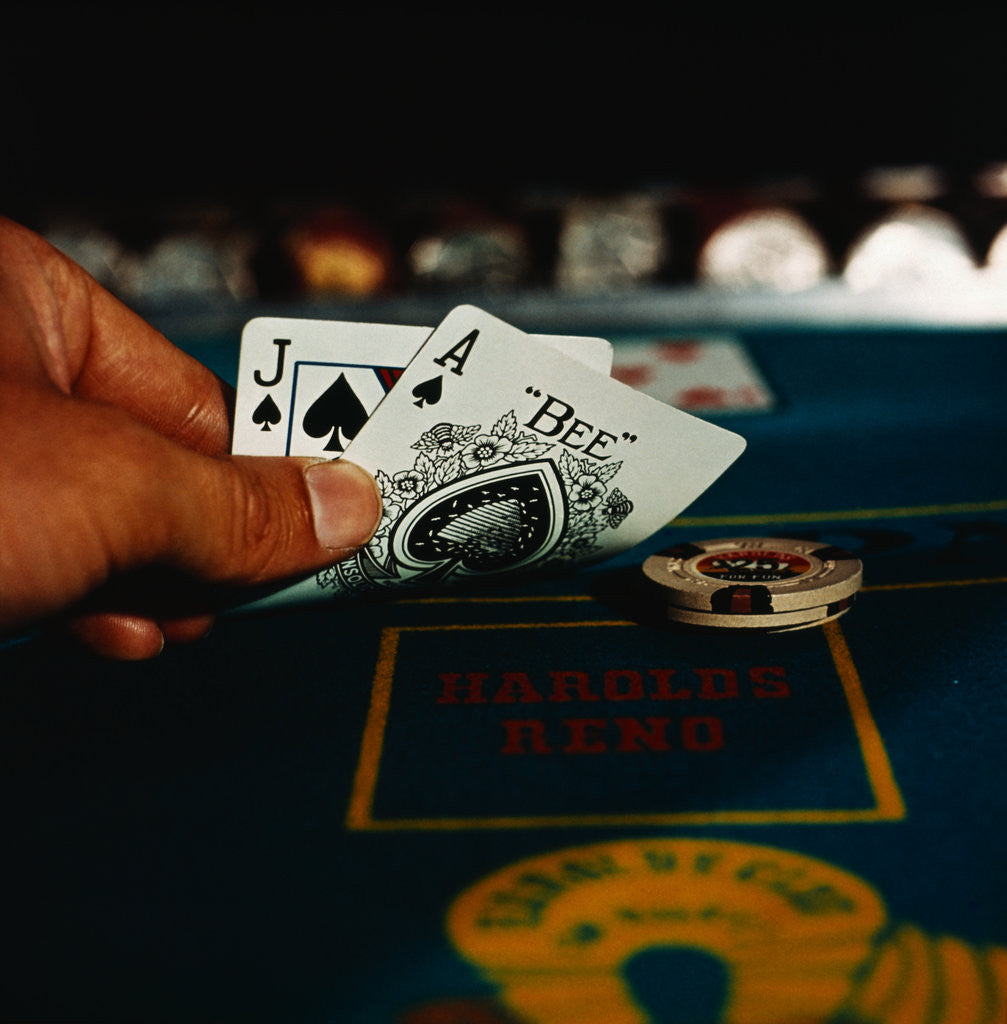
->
[231,306,746,608]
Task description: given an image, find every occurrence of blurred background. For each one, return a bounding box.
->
[4,10,1007,328]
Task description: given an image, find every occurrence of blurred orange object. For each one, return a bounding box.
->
[285,208,393,296]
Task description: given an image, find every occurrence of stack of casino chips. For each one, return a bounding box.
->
[642,538,863,632]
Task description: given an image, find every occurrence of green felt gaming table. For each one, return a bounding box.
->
[2,293,1006,1023]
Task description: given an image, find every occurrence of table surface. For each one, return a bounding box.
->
[3,308,1006,1023]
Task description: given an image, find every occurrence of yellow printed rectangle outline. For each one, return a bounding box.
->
[345,618,905,832]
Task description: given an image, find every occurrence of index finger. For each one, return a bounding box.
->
[81,280,234,455]
[9,218,233,455]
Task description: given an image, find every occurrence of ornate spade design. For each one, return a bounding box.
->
[389,460,568,579]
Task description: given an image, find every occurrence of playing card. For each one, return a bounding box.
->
[610,334,775,413]
[301,305,746,600]
[231,317,613,458]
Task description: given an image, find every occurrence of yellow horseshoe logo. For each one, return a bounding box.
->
[446,838,1007,1024]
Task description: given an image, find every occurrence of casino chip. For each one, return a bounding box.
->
[404,200,531,292]
[642,538,862,630]
[283,208,392,297]
[555,195,667,292]
[842,203,977,291]
[696,207,830,293]
[662,594,856,632]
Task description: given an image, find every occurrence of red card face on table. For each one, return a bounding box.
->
[611,335,774,414]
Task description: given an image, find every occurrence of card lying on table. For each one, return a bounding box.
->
[230,306,745,609]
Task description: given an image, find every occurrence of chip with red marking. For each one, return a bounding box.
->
[642,537,862,614]
[663,593,857,631]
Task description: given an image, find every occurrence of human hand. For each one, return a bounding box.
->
[0,218,381,659]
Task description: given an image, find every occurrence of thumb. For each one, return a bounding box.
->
[1,389,383,632]
[61,455,381,661]
[162,454,383,587]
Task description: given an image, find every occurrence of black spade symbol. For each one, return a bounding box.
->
[302,374,369,453]
[411,375,443,408]
[390,460,567,578]
[251,393,282,431]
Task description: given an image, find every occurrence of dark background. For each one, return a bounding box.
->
[4,10,1004,213]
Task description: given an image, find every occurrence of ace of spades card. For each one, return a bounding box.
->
[231,318,615,460]
[308,306,746,600]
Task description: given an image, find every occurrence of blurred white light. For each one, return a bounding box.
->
[843,204,976,292]
[697,208,830,293]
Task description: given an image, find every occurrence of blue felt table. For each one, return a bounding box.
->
[2,311,1005,1022]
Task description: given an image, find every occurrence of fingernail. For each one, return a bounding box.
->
[304,460,382,551]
